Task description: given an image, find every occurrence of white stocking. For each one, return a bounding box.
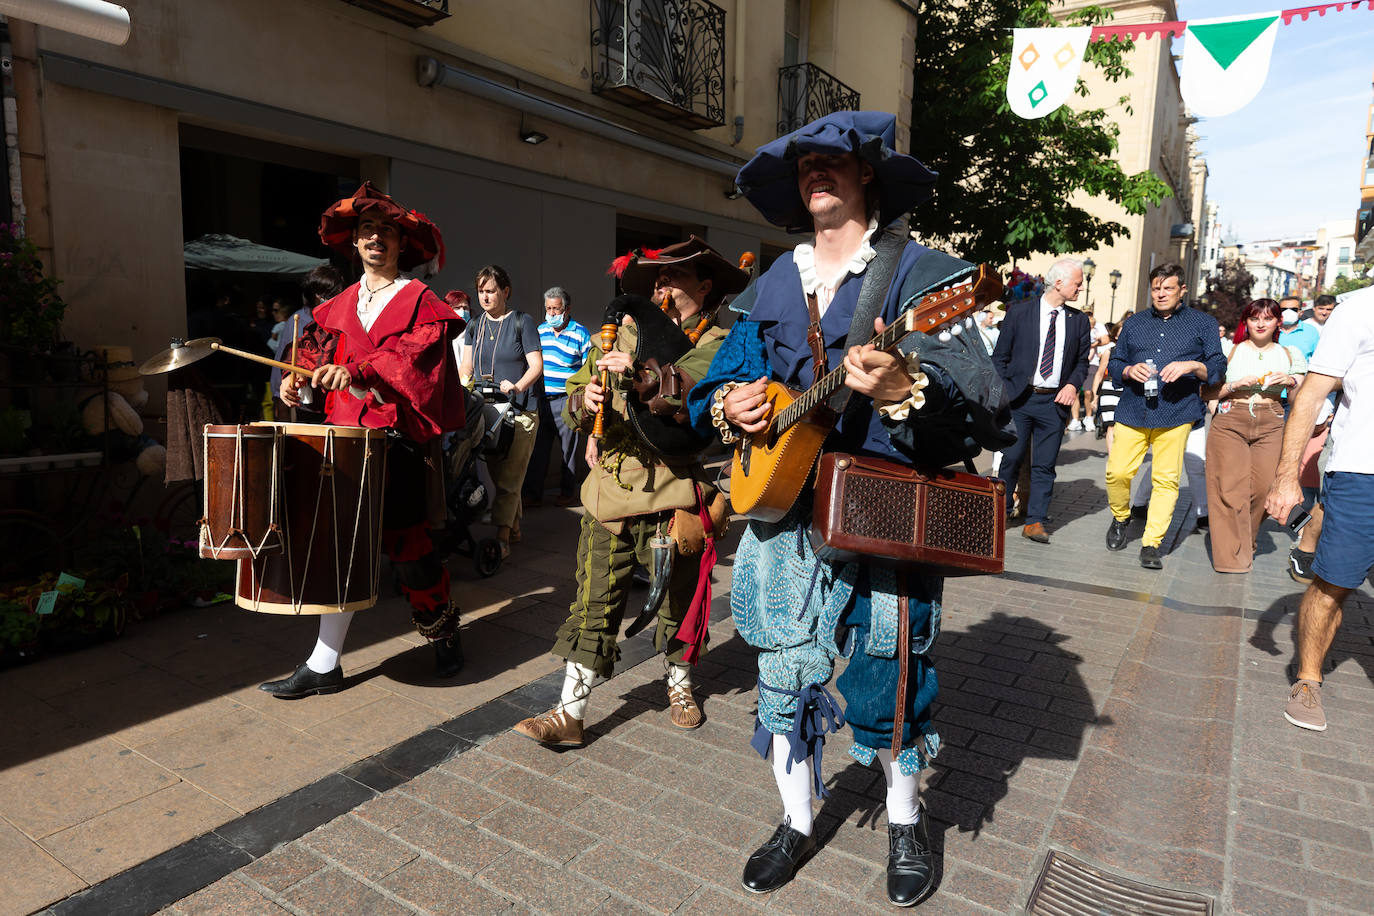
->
[559,661,600,720]
[877,747,921,826]
[305,611,354,674]
[665,661,691,691]
[771,734,815,836]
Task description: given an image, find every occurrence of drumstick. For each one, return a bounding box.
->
[290,314,299,374]
[210,341,314,378]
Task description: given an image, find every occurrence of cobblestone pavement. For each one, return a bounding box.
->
[23,432,1374,915]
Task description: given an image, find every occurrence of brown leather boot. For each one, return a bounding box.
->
[512,708,584,747]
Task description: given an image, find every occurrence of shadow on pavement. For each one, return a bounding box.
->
[728,611,1109,900]
[925,613,1106,834]
[1044,478,1108,531]
[0,552,561,771]
[1249,590,1374,684]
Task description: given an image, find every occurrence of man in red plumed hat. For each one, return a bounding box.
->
[511,236,749,748]
[261,182,467,698]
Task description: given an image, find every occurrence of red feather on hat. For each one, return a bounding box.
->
[607,251,636,278]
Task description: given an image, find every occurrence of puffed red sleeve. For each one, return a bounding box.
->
[292,323,330,373]
[349,319,464,443]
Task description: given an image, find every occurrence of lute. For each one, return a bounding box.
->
[729,263,1003,521]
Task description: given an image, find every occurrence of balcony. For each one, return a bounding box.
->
[590,0,726,130]
[1357,207,1374,261]
[777,62,860,136]
[338,0,448,27]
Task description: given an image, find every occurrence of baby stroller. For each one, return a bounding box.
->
[439,383,514,577]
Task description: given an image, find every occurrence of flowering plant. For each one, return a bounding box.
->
[1003,267,1044,304]
[0,223,66,350]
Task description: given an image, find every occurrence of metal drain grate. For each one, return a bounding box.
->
[1027,850,1213,915]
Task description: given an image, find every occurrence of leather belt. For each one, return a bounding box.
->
[1031,386,1059,394]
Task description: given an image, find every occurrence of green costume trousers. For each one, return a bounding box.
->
[552,510,706,678]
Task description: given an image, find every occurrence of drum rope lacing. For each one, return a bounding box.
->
[243,426,289,613]
[216,424,385,616]
[199,426,282,560]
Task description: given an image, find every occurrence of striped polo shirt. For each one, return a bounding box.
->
[538,318,593,396]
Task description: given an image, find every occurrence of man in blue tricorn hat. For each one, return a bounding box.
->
[687,111,1010,906]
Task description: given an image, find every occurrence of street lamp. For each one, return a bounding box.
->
[1109,268,1122,316]
[1082,257,1096,308]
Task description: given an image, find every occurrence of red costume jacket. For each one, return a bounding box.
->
[297,281,465,444]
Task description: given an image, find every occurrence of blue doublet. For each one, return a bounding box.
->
[687,239,1007,788]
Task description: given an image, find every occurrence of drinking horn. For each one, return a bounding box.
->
[624,534,675,638]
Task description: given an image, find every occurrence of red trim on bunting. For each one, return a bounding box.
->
[1282,1,1371,24]
[1090,21,1185,42]
[1085,1,1370,42]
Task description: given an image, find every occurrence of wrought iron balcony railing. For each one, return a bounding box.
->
[777,62,859,136]
[339,0,448,28]
[591,0,725,129]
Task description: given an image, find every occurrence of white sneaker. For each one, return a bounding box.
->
[1083,417,1096,431]
[1067,420,1083,432]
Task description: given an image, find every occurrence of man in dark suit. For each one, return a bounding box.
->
[991,258,1092,543]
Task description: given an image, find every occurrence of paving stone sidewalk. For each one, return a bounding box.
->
[26,433,1374,914]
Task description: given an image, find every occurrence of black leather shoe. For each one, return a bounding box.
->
[1130,503,1149,520]
[1106,518,1130,551]
[1195,514,1209,531]
[741,819,815,894]
[433,632,464,678]
[887,814,935,907]
[1140,545,1163,569]
[259,664,343,700]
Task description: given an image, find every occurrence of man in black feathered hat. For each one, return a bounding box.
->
[511,236,749,749]
[685,112,1010,907]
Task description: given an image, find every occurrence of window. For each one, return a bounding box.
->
[783,0,808,68]
[1339,246,1351,264]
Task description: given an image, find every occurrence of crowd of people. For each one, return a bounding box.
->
[987,262,1366,736]
[207,108,1369,909]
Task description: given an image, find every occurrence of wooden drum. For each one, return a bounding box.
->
[223,422,388,615]
[202,425,285,560]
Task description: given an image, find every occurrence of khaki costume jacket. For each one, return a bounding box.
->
[563,323,726,533]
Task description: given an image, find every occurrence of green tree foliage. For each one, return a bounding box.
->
[1321,273,1373,297]
[909,1,1173,266]
[0,223,66,350]
[1203,255,1255,330]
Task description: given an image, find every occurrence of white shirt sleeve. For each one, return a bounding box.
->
[1307,306,1366,379]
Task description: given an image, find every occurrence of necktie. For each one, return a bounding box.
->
[1038,309,1058,382]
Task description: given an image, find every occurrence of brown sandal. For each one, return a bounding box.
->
[512,708,585,747]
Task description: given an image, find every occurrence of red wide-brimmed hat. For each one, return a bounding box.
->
[319,181,445,275]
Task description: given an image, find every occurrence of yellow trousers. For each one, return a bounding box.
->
[1105,422,1192,548]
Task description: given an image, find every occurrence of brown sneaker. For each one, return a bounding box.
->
[512,708,585,747]
[668,684,704,729]
[1284,679,1326,732]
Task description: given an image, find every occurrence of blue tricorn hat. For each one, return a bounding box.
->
[735,111,937,233]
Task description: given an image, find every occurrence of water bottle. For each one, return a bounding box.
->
[1143,359,1159,398]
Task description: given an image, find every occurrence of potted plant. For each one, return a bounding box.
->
[0,222,67,379]
[0,571,130,668]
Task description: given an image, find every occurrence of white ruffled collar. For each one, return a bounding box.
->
[794,218,880,298]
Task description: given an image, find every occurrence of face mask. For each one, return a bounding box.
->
[546,312,567,328]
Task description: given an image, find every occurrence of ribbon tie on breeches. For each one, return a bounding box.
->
[750,680,846,799]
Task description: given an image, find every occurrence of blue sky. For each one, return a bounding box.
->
[1173,1,1374,241]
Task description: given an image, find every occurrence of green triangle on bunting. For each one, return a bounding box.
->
[1188,15,1279,70]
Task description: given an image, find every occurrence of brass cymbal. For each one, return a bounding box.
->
[138,337,222,375]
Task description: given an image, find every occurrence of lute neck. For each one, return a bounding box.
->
[775,319,907,431]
